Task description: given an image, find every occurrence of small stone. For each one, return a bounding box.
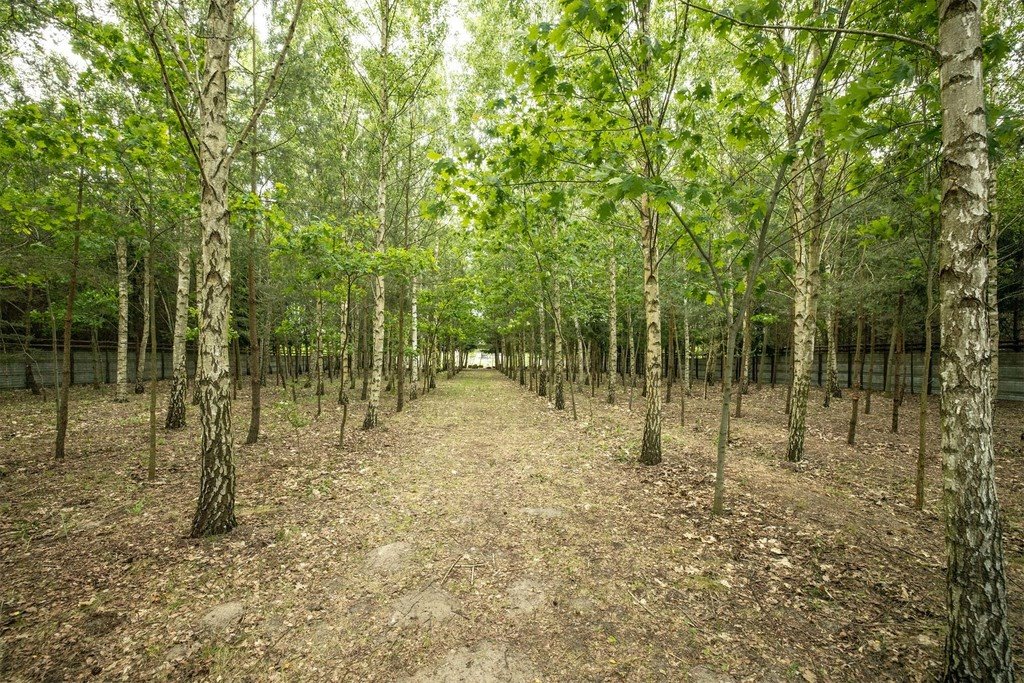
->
[365,541,413,573]
[201,601,243,631]
[164,644,187,661]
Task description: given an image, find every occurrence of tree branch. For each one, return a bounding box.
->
[229,0,306,164]
[681,0,937,56]
[132,0,203,172]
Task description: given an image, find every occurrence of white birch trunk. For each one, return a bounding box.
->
[363,3,390,430]
[115,236,129,403]
[166,235,190,428]
[190,0,237,537]
[937,0,1013,676]
[639,193,662,465]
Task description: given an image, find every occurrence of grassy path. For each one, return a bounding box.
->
[307,369,705,682]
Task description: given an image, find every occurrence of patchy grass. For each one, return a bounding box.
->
[0,371,1022,682]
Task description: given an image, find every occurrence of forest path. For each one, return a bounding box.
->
[316,368,697,682]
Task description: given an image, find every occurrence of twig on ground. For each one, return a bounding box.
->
[439,557,461,585]
[627,589,658,618]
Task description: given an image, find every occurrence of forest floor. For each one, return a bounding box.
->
[1,369,1023,682]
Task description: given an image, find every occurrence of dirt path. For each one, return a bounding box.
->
[289,369,706,682]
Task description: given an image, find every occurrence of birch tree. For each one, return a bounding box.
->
[936,0,1013,676]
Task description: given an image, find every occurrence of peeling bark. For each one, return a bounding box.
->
[639,194,662,466]
[784,156,820,462]
[937,0,1013,676]
[190,0,238,538]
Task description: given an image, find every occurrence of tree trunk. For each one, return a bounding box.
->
[713,309,738,515]
[166,236,190,429]
[90,327,101,390]
[519,329,526,385]
[191,259,203,405]
[784,163,822,462]
[532,321,540,389]
[135,248,151,394]
[704,329,716,400]
[275,341,284,387]
[783,8,830,460]
[635,0,661,465]
[735,297,752,417]
[987,173,999,407]
[23,286,41,396]
[190,0,238,538]
[679,313,688,427]
[410,277,419,400]
[848,309,864,445]
[916,269,933,510]
[397,281,406,411]
[54,175,83,460]
[552,286,566,410]
[363,6,390,430]
[682,305,690,395]
[626,309,635,410]
[245,210,262,443]
[937,1,1013,673]
[147,257,157,481]
[364,271,385,428]
[232,335,241,400]
[639,193,662,465]
[885,309,899,393]
[589,340,596,396]
[538,297,548,397]
[756,321,768,386]
[360,298,370,400]
[665,308,675,404]
[865,316,876,414]
[771,327,779,387]
[824,306,841,405]
[891,293,905,434]
[347,324,355,390]
[338,281,351,445]
[315,294,324,419]
[427,331,437,390]
[607,249,617,404]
